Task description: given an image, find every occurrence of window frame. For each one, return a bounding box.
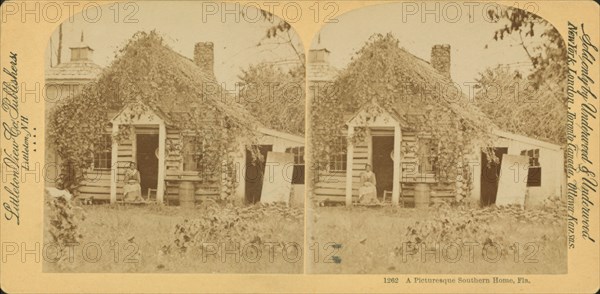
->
[328,136,348,173]
[417,137,438,175]
[180,135,205,173]
[92,134,113,171]
[286,146,305,184]
[521,149,542,187]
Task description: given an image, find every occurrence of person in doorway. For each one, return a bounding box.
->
[359,163,378,204]
[123,161,143,202]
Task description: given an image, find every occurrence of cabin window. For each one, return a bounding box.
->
[521,149,541,187]
[417,138,438,174]
[285,147,305,184]
[182,136,204,172]
[93,134,112,170]
[329,136,347,172]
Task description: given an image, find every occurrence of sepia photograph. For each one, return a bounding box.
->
[307,2,568,274]
[43,1,305,273]
[1,0,598,292]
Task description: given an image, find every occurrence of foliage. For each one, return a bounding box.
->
[44,204,303,273]
[46,196,86,265]
[48,82,111,191]
[309,204,566,274]
[258,9,292,39]
[238,62,305,135]
[482,6,567,145]
[487,6,567,88]
[474,65,566,144]
[255,9,305,67]
[49,31,259,191]
[167,203,303,254]
[47,197,85,245]
[403,200,564,252]
[311,33,495,186]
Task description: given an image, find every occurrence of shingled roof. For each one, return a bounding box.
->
[46,59,103,81]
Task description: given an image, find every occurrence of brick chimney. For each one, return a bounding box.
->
[194,42,214,75]
[431,44,451,79]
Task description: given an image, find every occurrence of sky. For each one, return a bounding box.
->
[45,1,303,87]
[309,2,551,86]
[45,2,555,88]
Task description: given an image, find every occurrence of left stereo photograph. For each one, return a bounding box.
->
[43,1,306,273]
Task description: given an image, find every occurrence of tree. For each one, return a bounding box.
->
[487,6,567,88]
[237,62,305,135]
[235,8,305,135]
[252,9,305,67]
[474,65,566,144]
[478,6,567,145]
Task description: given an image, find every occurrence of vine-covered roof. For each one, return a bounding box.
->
[49,31,260,175]
[335,34,496,132]
[311,34,497,176]
[93,31,257,131]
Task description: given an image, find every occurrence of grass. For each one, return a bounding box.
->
[43,200,567,274]
[307,204,567,274]
[43,203,303,273]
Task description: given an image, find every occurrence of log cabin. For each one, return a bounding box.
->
[46,33,305,206]
[308,42,565,208]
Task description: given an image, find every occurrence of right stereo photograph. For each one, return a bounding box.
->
[306,2,567,275]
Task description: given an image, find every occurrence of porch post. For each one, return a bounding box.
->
[157,123,166,204]
[235,145,247,203]
[110,123,119,204]
[392,124,401,205]
[345,126,354,206]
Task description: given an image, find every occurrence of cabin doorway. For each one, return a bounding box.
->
[372,135,395,199]
[480,147,508,206]
[136,133,159,200]
[245,145,273,204]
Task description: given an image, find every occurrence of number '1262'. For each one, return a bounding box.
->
[384,277,399,283]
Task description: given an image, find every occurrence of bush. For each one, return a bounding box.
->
[46,196,86,264]
[165,203,303,254]
[403,200,565,253]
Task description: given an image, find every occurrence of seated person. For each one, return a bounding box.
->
[123,161,143,202]
[358,164,378,204]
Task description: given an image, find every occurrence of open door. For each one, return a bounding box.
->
[260,152,294,204]
[136,133,159,200]
[245,145,272,204]
[496,155,529,206]
[480,147,508,206]
[372,136,395,199]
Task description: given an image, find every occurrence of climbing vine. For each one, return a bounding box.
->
[49,31,259,192]
[311,34,495,196]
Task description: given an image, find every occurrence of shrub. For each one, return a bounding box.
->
[46,196,86,264]
[165,203,303,254]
